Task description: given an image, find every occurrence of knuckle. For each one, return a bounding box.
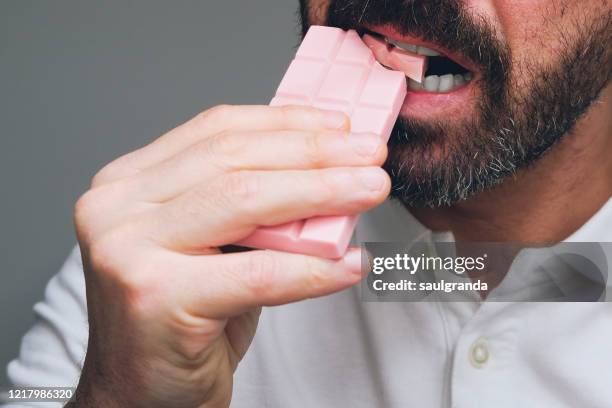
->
[201,172,261,219]
[198,104,233,124]
[201,131,242,164]
[74,189,101,234]
[303,132,327,167]
[90,153,136,188]
[310,170,339,206]
[279,104,314,117]
[74,190,93,222]
[223,172,261,204]
[87,228,128,276]
[182,183,217,218]
[88,228,158,300]
[242,252,279,297]
[303,257,329,293]
[91,164,118,188]
[277,104,298,119]
[277,104,316,126]
[74,184,126,243]
[90,170,108,188]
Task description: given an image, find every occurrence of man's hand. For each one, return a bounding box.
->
[71,105,389,407]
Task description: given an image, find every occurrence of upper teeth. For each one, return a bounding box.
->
[386,37,441,56]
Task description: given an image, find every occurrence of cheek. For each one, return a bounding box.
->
[466,0,579,95]
[464,1,565,62]
[490,1,576,83]
[497,1,569,40]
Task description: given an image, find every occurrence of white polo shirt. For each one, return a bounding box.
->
[5,198,612,408]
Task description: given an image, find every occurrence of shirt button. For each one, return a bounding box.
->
[469,338,490,368]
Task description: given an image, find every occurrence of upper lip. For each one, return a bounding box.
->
[362,25,479,75]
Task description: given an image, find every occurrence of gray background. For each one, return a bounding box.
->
[0,0,299,386]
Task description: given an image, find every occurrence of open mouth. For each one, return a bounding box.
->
[359,28,475,94]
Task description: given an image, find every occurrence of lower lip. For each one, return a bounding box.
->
[399,80,478,118]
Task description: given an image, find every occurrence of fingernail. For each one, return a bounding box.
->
[349,133,382,156]
[321,110,349,129]
[343,248,363,276]
[359,168,387,191]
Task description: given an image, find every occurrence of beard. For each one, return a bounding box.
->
[299,0,612,207]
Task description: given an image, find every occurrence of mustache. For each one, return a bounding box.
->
[324,0,510,81]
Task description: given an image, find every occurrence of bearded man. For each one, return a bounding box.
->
[6,1,611,407]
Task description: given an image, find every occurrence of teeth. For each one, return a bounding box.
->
[438,74,455,92]
[385,37,441,56]
[387,38,418,53]
[423,75,441,92]
[409,79,423,91]
[416,46,441,57]
[411,73,474,93]
[380,35,476,93]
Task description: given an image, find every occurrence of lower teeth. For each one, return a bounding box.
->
[409,73,473,93]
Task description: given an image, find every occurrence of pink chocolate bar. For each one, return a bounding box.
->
[237,25,408,259]
[362,34,427,83]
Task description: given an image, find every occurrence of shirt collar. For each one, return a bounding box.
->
[564,197,612,242]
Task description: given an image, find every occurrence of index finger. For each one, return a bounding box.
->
[94,105,350,186]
